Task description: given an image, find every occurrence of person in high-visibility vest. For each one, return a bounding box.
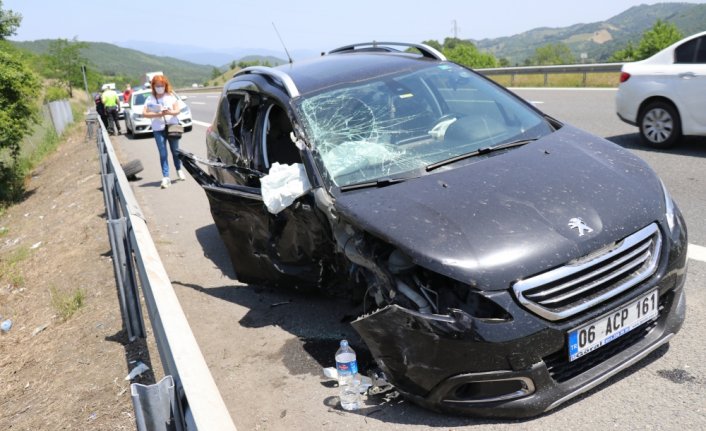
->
[101,86,122,135]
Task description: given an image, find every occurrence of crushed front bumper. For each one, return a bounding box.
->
[353,281,685,418]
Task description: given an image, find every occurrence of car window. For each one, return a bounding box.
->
[294,63,552,187]
[132,92,151,106]
[675,38,697,63]
[696,37,706,63]
[262,104,300,170]
[215,95,233,142]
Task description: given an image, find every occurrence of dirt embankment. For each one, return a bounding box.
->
[0,122,154,430]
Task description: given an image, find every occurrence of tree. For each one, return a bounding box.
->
[210,67,221,79]
[45,37,88,97]
[0,0,21,39]
[610,20,684,62]
[636,20,683,59]
[530,43,575,65]
[422,38,498,68]
[609,41,638,62]
[421,39,443,52]
[0,46,40,202]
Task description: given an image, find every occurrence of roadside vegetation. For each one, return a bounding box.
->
[49,286,86,321]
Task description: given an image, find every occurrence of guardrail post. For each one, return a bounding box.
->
[582,71,588,87]
[107,217,146,341]
[131,376,185,431]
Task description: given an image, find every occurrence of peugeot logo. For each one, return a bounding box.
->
[568,217,593,237]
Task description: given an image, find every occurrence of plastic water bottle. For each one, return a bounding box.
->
[335,339,361,410]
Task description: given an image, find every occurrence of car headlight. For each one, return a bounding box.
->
[660,179,676,231]
[180,106,190,114]
[134,113,143,120]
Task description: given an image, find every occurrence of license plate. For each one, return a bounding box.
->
[568,290,659,362]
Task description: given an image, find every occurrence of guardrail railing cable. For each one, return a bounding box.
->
[89,112,237,431]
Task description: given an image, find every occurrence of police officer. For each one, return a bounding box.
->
[101,85,122,135]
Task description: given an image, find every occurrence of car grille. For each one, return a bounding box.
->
[544,293,666,383]
[513,223,661,321]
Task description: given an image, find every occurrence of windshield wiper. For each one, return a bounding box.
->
[339,177,409,191]
[426,138,538,172]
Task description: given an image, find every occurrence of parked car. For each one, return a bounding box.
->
[117,93,128,119]
[179,42,687,418]
[124,89,193,136]
[616,30,706,148]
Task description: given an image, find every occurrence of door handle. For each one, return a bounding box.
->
[678,72,696,79]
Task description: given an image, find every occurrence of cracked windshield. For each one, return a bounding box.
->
[297,63,553,187]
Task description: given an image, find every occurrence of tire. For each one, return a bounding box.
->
[121,159,144,180]
[638,101,681,149]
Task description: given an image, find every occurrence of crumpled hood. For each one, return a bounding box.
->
[333,126,666,291]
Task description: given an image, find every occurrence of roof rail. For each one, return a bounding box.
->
[234,66,300,98]
[328,42,447,61]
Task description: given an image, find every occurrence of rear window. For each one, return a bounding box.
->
[674,37,706,63]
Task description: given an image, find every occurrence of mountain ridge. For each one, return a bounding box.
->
[472,3,706,64]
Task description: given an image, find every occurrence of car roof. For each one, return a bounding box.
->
[234,45,446,97]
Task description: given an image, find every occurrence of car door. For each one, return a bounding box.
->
[179,93,336,289]
[673,35,706,133]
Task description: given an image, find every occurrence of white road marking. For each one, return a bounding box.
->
[529,101,544,105]
[509,87,618,91]
[192,120,211,127]
[190,101,206,105]
[688,243,706,263]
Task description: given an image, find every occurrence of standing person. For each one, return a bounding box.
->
[94,92,108,129]
[101,86,122,135]
[142,74,185,189]
[123,84,133,106]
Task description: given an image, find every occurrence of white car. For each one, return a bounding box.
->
[124,89,193,136]
[616,30,706,148]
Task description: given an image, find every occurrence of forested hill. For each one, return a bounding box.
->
[10,40,214,87]
[472,2,706,64]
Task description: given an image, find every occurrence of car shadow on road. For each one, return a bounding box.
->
[174,226,675,426]
[607,133,706,157]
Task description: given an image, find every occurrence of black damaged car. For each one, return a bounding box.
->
[178,42,687,418]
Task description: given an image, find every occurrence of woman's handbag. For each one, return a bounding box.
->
[166,123,184,138]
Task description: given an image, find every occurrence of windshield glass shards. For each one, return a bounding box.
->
[295,63,553,188]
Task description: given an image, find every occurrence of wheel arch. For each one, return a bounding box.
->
[638,96,681,125]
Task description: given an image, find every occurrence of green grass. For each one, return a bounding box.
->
[50,286,86,320]
[488,72,620,88]
[0,246,30,288]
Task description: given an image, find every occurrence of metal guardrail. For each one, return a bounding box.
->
[476,62,625,86]
[88,113,237,431]
[176,62,626,94]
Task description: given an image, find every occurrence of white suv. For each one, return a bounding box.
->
[616,31,706,148]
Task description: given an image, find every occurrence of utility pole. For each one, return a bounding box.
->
[452,20,459,39]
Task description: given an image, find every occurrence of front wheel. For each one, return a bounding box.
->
[638,101,681,148]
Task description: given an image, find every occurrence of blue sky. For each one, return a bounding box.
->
[5,0,706,53]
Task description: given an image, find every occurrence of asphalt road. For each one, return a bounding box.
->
[113,88,706,430]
